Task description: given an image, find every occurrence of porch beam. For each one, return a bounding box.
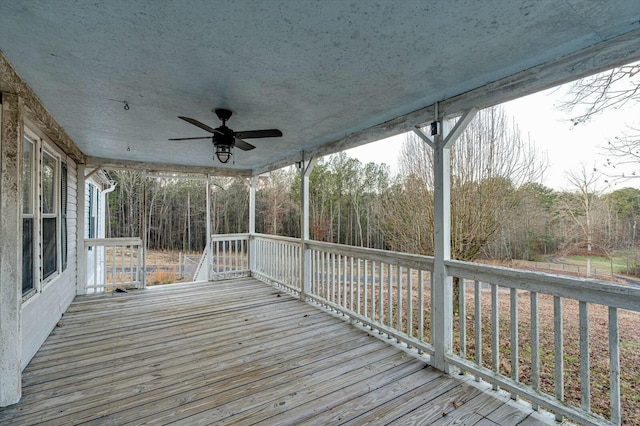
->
[85,156,252,177]
[252,28,640,176]
[0,92,23,406]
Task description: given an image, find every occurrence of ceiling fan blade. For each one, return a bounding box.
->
[168,136,212,141]
[235,137,256,151]
[178,116,221,134]
[234,129,282,139]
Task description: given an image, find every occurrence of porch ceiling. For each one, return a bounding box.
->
[1,1,639,175]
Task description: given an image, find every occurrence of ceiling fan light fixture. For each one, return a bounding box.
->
[215,145,232,163]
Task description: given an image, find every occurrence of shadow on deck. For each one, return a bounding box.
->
[0,278,556,425]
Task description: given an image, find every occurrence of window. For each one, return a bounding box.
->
[21,127,68,295]
[41,150,58,280]
[22,137,34,294]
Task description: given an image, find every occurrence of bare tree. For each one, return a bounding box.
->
[562,164,602,277]
[389,106,547,261]
[562,61,639,125]
[562,61,640,182]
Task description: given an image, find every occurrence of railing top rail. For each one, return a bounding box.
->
[84,237,142,247]
[307,239,434,271]
[252,233,301,245]
[446,259,640,312]
[211,233,250,240]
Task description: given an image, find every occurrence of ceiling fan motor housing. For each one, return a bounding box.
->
[213,125,235,146]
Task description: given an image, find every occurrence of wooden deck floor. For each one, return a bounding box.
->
[0,278,555,425]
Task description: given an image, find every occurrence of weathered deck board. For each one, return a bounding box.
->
[0,278,553,425]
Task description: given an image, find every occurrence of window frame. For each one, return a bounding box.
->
[22,133,36,298]
[22,125,67,298]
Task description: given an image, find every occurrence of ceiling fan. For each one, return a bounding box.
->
[169,108,283,163]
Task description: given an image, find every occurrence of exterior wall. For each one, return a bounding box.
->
[1,52,86,407]
[20,162,77,369]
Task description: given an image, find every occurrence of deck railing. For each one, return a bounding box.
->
[207,233,640,426]
[447,260,640,426]
[210,233,250,280]
[251,234,301,292]
[84,237,143,293]
[306,240,435,355]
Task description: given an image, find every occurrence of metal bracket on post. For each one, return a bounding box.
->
[299,152,317,302]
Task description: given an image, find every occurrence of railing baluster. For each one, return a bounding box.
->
[350,256,354,312]
[474,280,481,382]
[554,295,564,422]
[371,261,376,322]
[343,255,348,308]
[387,264,393,327]
[510,287,518,400]
[324,251,328,300]
[418,271,424,344]
[609,306,621,425]
[579,301,590,412]
[332,252,336,304]
[325,251,329,301]
[364,259,368,319]
[531,291,540,411]
[111,244,116,289]
[378,262,384,324]
[357,258,361,315]
[407,269,413,339]
[396,266,402,341]
[491,283,499,391]
[460,277,466,361]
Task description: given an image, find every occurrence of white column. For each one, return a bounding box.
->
[431,126,452,372]
[430,108,478,373]
[248,176,256,274]
[0,92,23,406]
[141,171,147,288]
[299,155,317,301]
[76,164,86,295]
[205,174,212,281]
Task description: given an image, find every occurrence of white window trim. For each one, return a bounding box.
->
[22,125,66,297]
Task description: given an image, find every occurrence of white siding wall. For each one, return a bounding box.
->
[21,161,78,369]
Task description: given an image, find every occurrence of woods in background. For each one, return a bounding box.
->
[105,106,640,271]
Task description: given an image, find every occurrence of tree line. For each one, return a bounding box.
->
[105,106,640,272]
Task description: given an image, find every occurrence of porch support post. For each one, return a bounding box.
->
[0,92,23,406]
[76,164,86,295]
[248,176,256,274]
[299,154,317,301]
[141,171,147,288]
[431,107,477,373]
[206,174,212,281]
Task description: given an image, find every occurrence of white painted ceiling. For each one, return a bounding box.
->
[1,1,639,175]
